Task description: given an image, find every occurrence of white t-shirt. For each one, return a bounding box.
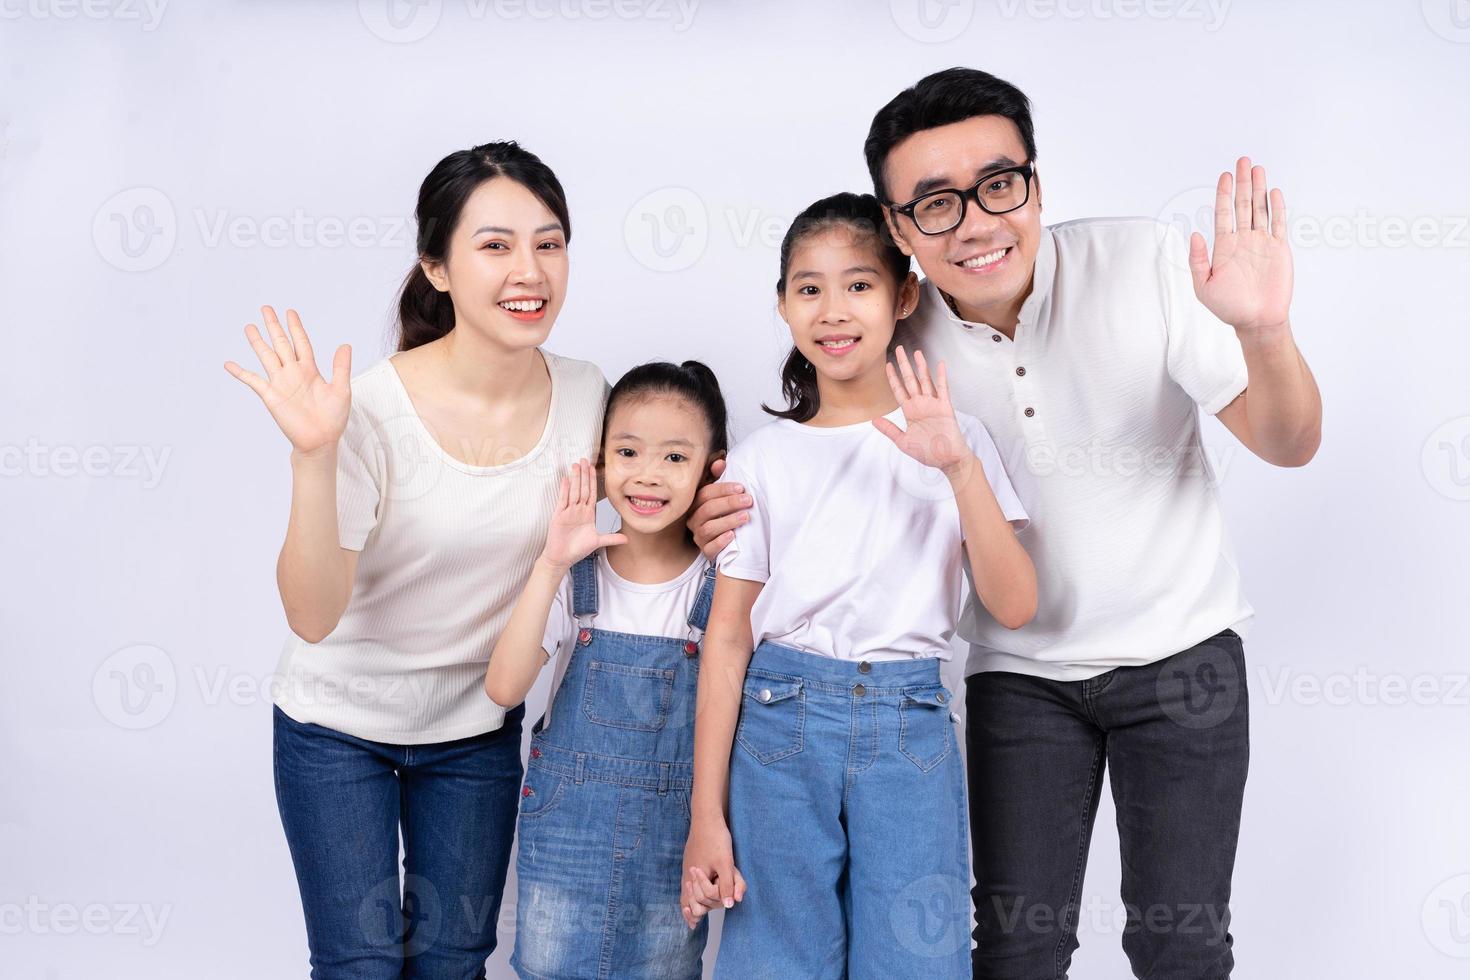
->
[895,217,1255,681]
[717,408,1028,662]
[272,348,609,744]
[535,549,710,730]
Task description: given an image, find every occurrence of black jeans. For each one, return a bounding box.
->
[967,629,1249,979]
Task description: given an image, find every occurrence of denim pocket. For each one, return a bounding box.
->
[898,687,955,772]
[582,661,675,732]
[518,765,569,820]
[735,669,805,765]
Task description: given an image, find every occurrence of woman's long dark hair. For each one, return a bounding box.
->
[763,192,910,423]
[396,141,571,351]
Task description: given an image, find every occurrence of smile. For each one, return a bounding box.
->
[815,335,860,356]
[626,495,668,515]
[498,298,547,320]
[956,247,1012,272]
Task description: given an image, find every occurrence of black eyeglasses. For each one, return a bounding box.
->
[889,162,1036,235]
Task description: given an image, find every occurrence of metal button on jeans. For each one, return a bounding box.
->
[758,688,772,703]
[858,661,871,674]
[853,683,866,697]
[936,691,947,704]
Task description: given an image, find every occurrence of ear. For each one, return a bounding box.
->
[897,272,920,320]
[882,206,915,257]
[1032,168,1043,214]
[702,449,728,486]
[420,256,450,293]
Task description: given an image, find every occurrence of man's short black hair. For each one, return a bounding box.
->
[864,67,1037,204]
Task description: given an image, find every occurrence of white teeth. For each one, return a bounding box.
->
[817,338,857,349]
[960,248,1009,269]
[499,299,545,312]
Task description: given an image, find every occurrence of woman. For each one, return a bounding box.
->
[225,141,607,978]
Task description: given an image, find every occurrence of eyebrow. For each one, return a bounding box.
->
[791,265,883,281]
[908,157,1020,199]
[610,433,697,449]
[470,222,564,236]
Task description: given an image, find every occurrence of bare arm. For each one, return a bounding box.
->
[485,459,624,708]
[680,571,761,926]
[277,448,358,643]
[224,306,357,644]
[946,456,1037,630]
[1190,158,1322,467]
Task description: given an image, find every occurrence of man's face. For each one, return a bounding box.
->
[881,114,1042,327]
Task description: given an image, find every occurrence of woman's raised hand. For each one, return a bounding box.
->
[541,459,628,570]
[224,306,352,456]
[873,346,972,477]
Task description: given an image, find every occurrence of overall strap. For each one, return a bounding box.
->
[686,562,718,634]
[570,553,600,620]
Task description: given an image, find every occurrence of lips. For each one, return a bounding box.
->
[626,495,668,515]
[814,334,860,356]
[498,297,548,321]
[955,246,1012,273]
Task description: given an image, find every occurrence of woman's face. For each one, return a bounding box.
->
[421,176,569,351]
[778,225,916,387]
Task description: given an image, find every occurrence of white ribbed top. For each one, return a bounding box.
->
[271,348,609,744]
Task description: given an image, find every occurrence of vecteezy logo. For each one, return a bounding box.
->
[359,0,443,42]
[1423,874,1470,958]
[92,644,177,730]
[890,0,974,42]
[623,188,708,273]
[1154,185,1218,273]
[359,873,444,956]
[1422,417,1470,501]
[1157,641,1240,730]
[1422,0,1470,42]
[890,873,971,958]
[92,188,176,272]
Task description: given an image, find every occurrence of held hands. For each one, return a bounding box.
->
[873,346,975,481]
[1188,157,1294,335]
[680,815,746,929]
[541,459,628,570]
[224,306,353,457]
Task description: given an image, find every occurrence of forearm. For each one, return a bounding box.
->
[1237,323,1322,466]
[277,448,353,642]
[485,557,566,707]
[690,615,753,823]
[948,456,1037,630]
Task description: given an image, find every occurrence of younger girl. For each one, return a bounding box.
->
[680,193,1037,979]
[485,361,729,980]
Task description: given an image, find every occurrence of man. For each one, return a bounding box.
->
[693,66,1320,978]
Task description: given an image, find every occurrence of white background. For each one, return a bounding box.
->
[4,0,1469,977]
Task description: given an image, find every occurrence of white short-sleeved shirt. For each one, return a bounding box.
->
[271,348,609,744]
[895,217,1255,681]
[717,408,1028,662]
[534,549,710,730]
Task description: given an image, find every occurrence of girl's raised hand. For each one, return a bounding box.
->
[873,346,971,476]
[541,459,628,570]
[224,306,352,456]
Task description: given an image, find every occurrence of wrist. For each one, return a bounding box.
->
[290,445,337,467]
[535,553,573,576]
[943,453,979,485]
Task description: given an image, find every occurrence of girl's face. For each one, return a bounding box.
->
[778,226,918,387]
[601,395,715,536]
[421,176,569,351]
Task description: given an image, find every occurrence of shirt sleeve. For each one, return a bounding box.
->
[1156,223,1250,415]
[336,400,384,551]
[960,414,1029,531]
[714,443,771,583]
[539,572,576,660]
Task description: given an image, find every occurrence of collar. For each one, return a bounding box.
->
[931,224,1057,331]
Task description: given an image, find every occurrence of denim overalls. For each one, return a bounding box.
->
[510,552,715,980]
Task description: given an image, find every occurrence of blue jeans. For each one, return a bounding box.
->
[273,703,525,980]
[967,629,1250,979]
[715,641,972,980]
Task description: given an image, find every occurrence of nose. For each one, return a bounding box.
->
[953,195,1007,243]
[507,242,545,288]
[818,291,853,325]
